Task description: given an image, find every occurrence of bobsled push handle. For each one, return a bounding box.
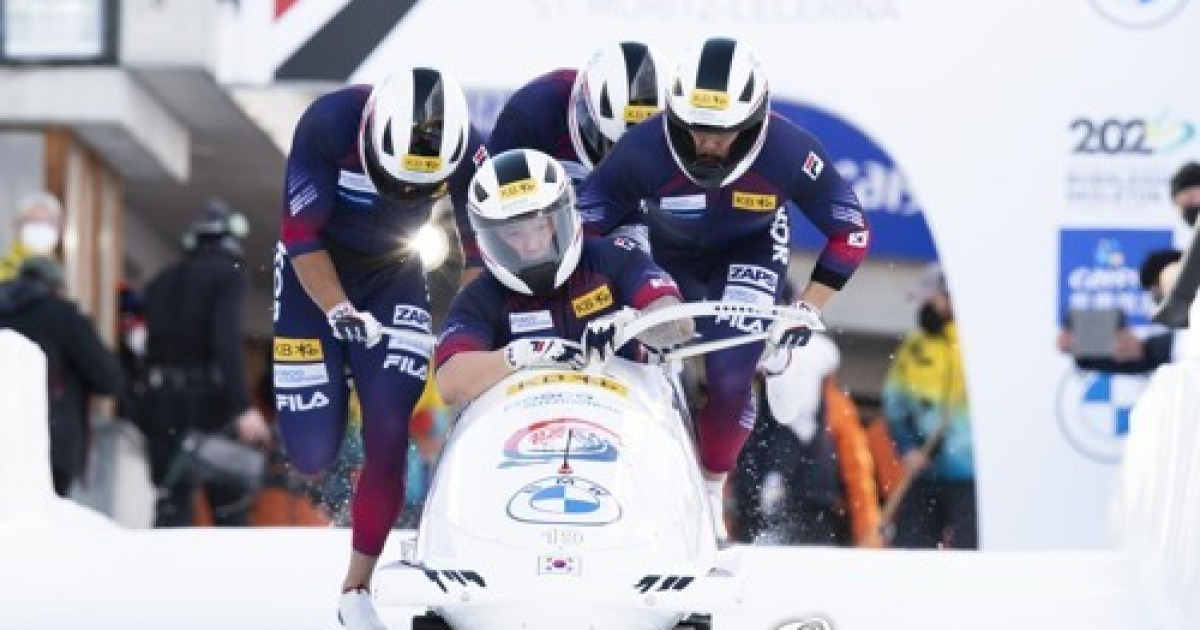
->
[616,301,826,363]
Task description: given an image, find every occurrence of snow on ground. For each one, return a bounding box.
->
[0,500,1150,630]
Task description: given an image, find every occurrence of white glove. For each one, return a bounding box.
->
[503,338,585,370]
[581,307,638,364]
[326,302,383,348]
[767,301,822,351]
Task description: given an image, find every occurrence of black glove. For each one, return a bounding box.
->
[326,302,383,347]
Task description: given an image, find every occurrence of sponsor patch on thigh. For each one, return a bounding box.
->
[392,305,432,332]
[722,284,774,305]
[274,337,324,362]
[727,264,779,293]
[273,362,330,389]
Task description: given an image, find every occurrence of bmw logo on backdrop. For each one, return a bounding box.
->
[1057,370,1149,463]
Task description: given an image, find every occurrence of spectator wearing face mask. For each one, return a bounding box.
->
[1170,162,1200,234]
[880,263,977,549]
[1059,249,1183,375]
[1,192,64,282]
[1055,162,1197,372]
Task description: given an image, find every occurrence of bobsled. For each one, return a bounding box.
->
[374,301,822,630]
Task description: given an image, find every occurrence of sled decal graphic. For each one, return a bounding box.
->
[422,569,487,593]
[633,574,695,594]
[507,476,622,525]
[500,418,621,468]
[502,391,621,415]
[505,372,628,397]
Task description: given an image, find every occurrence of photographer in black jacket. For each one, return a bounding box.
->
[137,200,270,526]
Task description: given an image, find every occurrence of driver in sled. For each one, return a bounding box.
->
[434,147,694,406]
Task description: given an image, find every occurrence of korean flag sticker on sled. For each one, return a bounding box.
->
[538,555,581,576]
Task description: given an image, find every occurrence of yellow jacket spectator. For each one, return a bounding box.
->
[1,192,64,282]
[881,264,977,549]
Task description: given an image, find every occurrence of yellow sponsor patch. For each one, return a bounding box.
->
[403,154,443,173]
[572,285,613,318]
[499,178,538,200]
[623,105,658,123]
[732,191,778,212]
[690,89,729,110]
[506,372,628,397]
[274,337,324,362]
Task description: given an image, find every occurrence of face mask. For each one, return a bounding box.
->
[125,324,147,357]
[918,303,947,335]
[1183,205,1200,228]
[19,222,59,255]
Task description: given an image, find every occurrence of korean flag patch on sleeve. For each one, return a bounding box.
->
[802,151,825,181]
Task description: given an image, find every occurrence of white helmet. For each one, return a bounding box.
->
[468,149,583,296]
[359,67,470,200]
[665,37,770,188]
[568,41,669,170]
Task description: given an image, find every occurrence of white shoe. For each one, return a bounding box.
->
[338,587,387,630]
[707,485,729,543]
[704,473,729,543]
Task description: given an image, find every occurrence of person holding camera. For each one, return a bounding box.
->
[136,200,270,527]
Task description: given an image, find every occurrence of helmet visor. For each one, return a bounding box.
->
[666,103,766,188]
[471,191,576,291]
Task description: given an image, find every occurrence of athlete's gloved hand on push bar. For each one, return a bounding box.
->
[766,300,822,351]
[326,302,384,348]
[503,338,585,371]
[581,307,638,364]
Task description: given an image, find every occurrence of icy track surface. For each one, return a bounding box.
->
[0,511,1149,630]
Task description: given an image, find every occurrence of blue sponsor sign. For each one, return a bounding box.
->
[1058,228,1174,326]
[773,100,937,261]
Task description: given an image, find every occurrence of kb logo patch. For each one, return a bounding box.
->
[572,285,614,318]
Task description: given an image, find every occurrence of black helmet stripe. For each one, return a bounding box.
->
[739,72,756,103]
[620,42,657,104]
[409,68,446,157]
[381,119,394,155]
[492,150,531,185]
[694,37,737,91]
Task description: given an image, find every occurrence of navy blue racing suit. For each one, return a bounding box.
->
[486,69,589,185]
[577,112,870,474]
[435,238,681,370]
[275,85,484,556]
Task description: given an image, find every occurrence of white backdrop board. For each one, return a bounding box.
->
[221,0,1199,549]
